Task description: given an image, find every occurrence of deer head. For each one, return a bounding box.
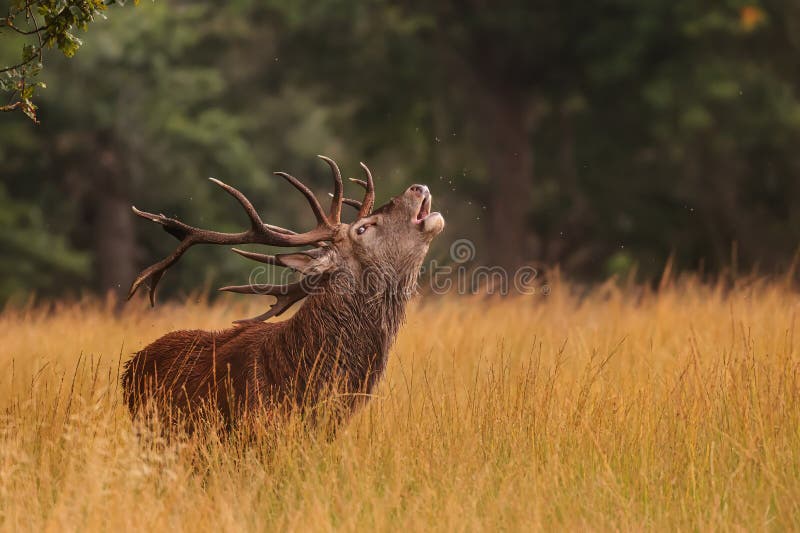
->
[127,156,445,322]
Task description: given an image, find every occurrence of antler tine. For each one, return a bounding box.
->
[265,223,297,235]
[329,192,363,211]
[317,155,343,223]
[348,178,368,188]
[343,198,363,210]
[231,248,282,266]
[274,171,329,226]
[209,178,263,229]
[218,281,307,323]
[358,162,375,218]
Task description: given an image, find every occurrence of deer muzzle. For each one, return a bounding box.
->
[407,184,444,235]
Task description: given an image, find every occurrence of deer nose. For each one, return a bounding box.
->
[409,184,429,196]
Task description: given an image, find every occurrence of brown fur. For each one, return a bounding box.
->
[122,184,444,430]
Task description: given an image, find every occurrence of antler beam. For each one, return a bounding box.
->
[128,156,378,321]
[128,156,346,306]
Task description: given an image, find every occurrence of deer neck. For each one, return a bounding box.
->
[284,266,420,383]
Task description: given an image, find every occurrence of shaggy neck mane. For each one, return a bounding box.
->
[279,260,421,393]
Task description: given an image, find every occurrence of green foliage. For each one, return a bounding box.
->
[0,183,89,301]
[1,0,800,302]
[0,0,137,121]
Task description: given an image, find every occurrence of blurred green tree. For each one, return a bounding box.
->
[260,0,800,275]
[2,0,800,303]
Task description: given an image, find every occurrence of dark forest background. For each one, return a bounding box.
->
[2,0,800,302]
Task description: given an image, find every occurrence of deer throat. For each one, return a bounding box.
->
[285,271,419,390]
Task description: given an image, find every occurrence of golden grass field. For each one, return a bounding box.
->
[1,275,799,531]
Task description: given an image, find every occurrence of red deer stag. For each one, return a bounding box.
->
[122,156,444,429]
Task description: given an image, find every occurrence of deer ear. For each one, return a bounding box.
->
[277,249,335,275]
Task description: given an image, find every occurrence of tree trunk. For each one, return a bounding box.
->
[91,140,136,301]
[94,190,136,298]
[55,131,137,303]
[434,40,538,272]
[480,92,537,272]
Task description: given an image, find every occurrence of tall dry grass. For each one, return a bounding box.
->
[1,276,799,531]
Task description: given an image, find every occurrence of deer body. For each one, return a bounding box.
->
[122,158,443,428]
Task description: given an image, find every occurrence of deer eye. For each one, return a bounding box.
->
[357,225,368,235]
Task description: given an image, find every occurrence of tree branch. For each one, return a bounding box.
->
[0,102,23,112]
[0,49,42,74]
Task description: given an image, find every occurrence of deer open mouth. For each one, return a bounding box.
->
[415,195,431,223]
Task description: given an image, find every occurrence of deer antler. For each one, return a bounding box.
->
[356,162,375,217]
[218,281,308,323]
[336,162,376,216]
[128,155,347,307]
[129,156,377,321]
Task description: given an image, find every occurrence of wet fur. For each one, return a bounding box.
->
[122,182,442,431]
[121,252,422,429]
